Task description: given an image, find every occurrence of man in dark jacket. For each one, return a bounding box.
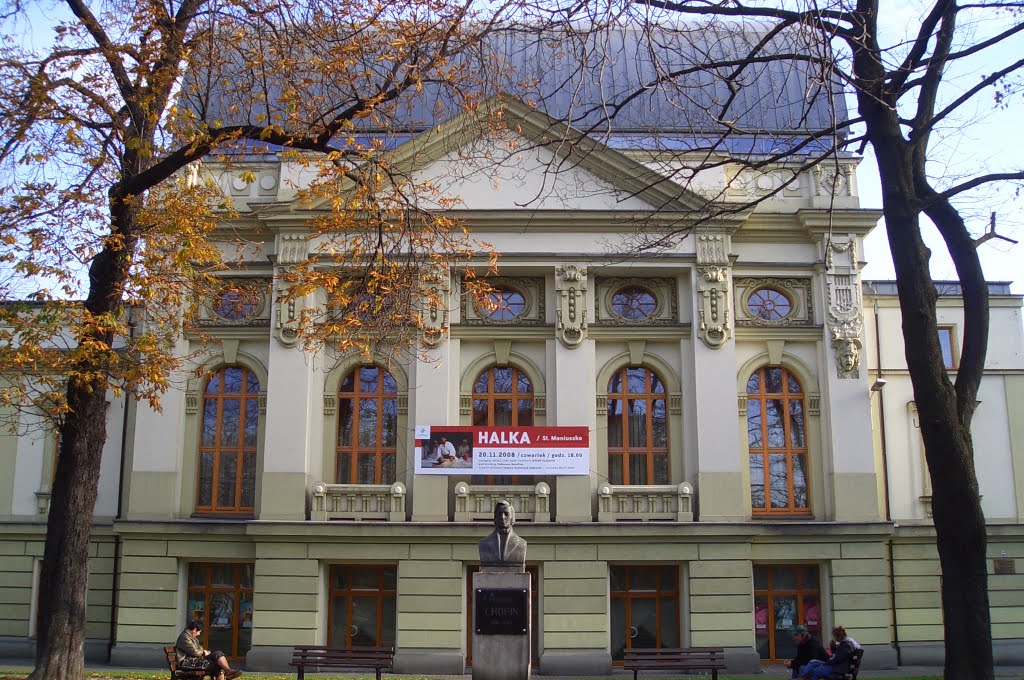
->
[799,626,858,680]
[785,625,829,678]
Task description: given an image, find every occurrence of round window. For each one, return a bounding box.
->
[481,287,526,321]
[214,286,261,320]
[747,287,792,321]
[611,286,657,321]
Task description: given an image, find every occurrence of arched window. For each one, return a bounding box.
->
[473,366,533,484]
[337,366,398,484]
[196,366,259,514]
[607,367,669,485]
[747,367,809,514]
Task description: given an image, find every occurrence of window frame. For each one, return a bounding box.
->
[606,366,670,486]
[937,325,958,369]
[186,562,255,661]
[746,366,811,516]
[609,564,681,663]
[336,365,399,485]
[471,365,535,485]
[327,564,397,648]
[194,365,260,515]
[610,286,659,321]
[745,287,793,322]
[753,564,822,663]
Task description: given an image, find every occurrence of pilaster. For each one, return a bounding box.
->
[553,337,596,522]
[691,232,745,521]
[410,339,457,522]
[816,234,880,522]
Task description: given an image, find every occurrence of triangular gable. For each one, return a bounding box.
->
[292,94,714,215]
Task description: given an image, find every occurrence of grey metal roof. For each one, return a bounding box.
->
[182,23,848,153]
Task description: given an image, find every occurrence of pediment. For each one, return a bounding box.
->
[291,95,712,215]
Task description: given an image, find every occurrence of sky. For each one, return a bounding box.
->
[4,1,1022,294]
[855,1,1024,292]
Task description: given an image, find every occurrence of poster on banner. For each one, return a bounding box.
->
[414,425,589,475]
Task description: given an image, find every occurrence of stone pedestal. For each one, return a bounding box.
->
[472,570,532,680]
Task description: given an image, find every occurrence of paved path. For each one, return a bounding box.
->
[2,660,1024,679]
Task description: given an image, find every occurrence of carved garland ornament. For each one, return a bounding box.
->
[555,264,588,348]
[825,236,864,379]
[419,267,450,348]
[695,233,733,349]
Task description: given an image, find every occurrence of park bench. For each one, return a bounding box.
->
[623,646,727,680]
[289,644,394,680]
[163,645,212,680]
[825,647,865,680]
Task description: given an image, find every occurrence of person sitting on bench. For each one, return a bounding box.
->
[175,620,242,680]
[798,625,857,680]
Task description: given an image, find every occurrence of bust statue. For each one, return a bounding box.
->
[478,500,527,570]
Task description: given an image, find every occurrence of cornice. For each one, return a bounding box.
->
[734,326,824,342]
[589,325,692,341]
[450,325,555,341]
[185,326,271,342]
[797,208,884,236]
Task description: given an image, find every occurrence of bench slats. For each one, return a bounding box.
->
[290,645,394,680]
[163,645,208,680]
[623,646,726,680]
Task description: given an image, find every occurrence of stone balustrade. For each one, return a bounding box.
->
[310,481,406,521]
[453,482,551,522]
[597,482,694,522]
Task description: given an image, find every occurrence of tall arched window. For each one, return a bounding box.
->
[337,366,398,484]
[747,367,809,514]
[196,366,259,514]
[607,366,669,485]
[473,366,533,484]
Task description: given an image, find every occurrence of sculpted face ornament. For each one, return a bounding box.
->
[834,338,861,378]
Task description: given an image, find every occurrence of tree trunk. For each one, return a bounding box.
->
[880,183,993,680]
[29,384,110,680]
[29,196,138,680]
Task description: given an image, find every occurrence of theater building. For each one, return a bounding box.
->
[1,32,1023,675]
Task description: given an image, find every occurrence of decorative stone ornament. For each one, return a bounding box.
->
[824,235,864,379]
[275,231,309,265]
[420,267,450,348]
[696,233,733,348]
[275,279,303,347]
[555,264,587,348]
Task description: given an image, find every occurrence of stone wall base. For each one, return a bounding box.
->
[245,645,292,671]
[538,649,611,675]
[722,646,761,674]
[899,639,1024,666]
[109,641,163,667]
[393,649,466,674]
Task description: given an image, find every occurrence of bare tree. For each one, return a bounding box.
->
[507,2,1023,678]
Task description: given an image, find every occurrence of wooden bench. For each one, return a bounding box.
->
[289,645,394,680]
[163,646,212,680]
[623,646,727,680]
[825,647,865,680]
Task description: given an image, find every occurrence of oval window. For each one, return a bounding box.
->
[214,286,261,320]
[747,287,792,321]
[611,286,657,321]
[481,287,526,321]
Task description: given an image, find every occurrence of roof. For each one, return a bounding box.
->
[864,281,1015,296]
[181,23,848,155]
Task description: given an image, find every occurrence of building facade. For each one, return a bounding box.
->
[1,91,1023,673]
